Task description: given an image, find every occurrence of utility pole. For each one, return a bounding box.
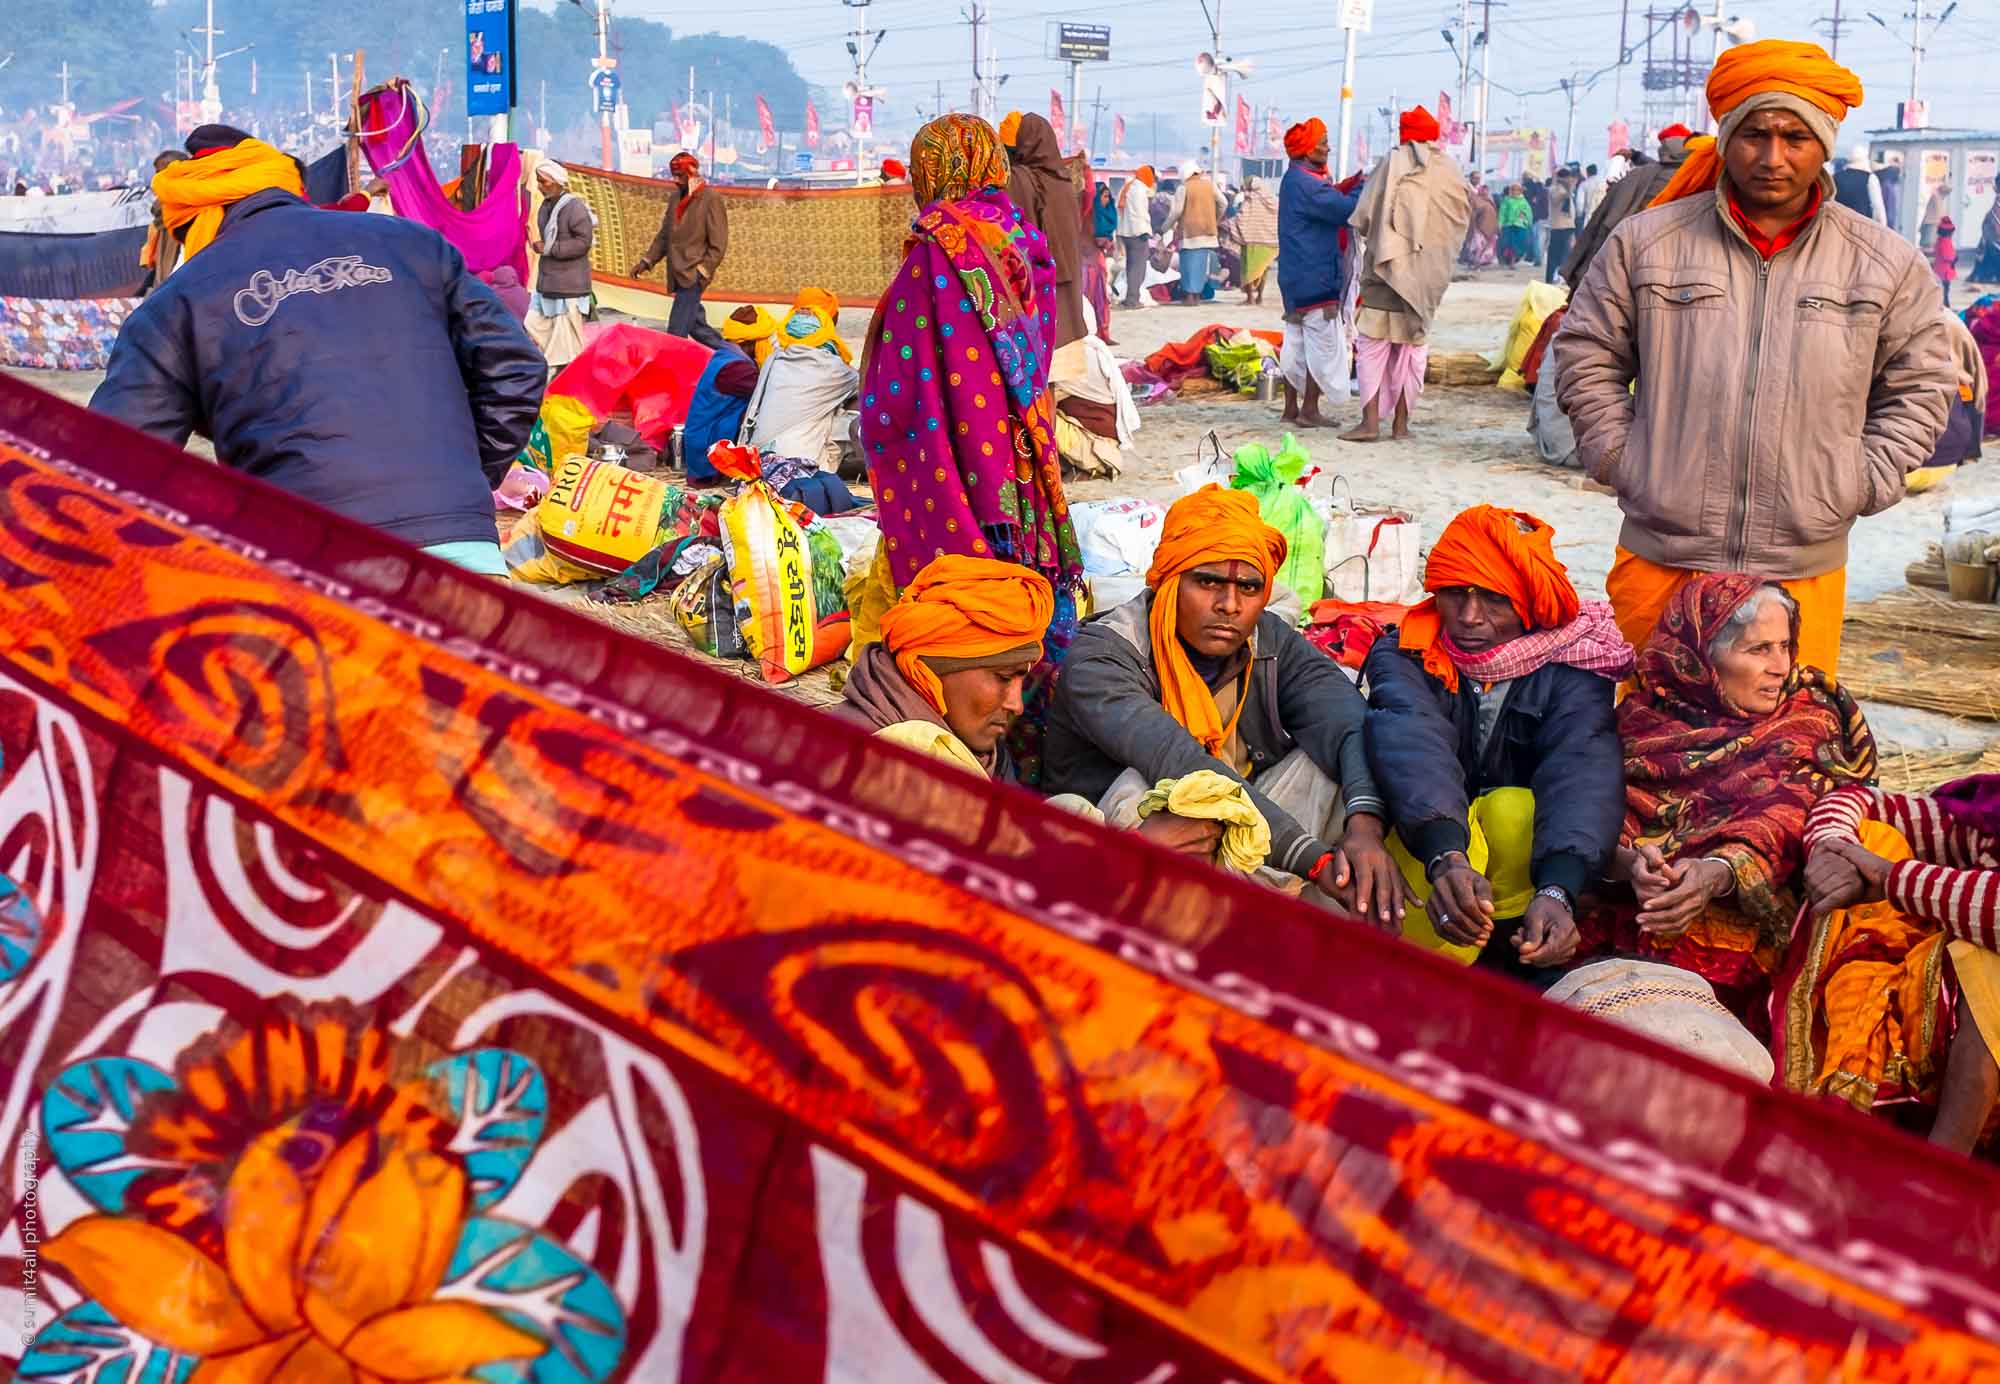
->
[1068,57,1083,153]
[1614,0,1628,111]
[1560,72,1583,170]
[1458,0,1472,120]
[844,0,886,185]
[1475,0,1493,173]
[1203,0,1225,173]
[1336,24,1358,179]
[303,62,313,123]
[595,0,613,171]
[1088,85,1107,152]
[1814,0,1849,57]
[1869,2,1956,115]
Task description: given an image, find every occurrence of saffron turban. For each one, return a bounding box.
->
[153,138,305,261]
[1283,119,1326,161]
[998,111,1024,146]
[1657,122,1693,140]
[1399,105,1442,145]
[670,151,701,176]
[879,555,1053,715]
[1144,486,1288,756]
[880,157,907,179]
[1649,40,1862,208]
[1398,506,1580,691]
[1134,164,1158,189]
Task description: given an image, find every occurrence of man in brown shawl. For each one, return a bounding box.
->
[1005,113,1087,347]
[1341,105,1470,442]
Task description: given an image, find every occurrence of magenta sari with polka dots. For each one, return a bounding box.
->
[859,187,1083,609]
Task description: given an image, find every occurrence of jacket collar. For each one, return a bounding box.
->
[217,187,308,236]
[1710,170,1836,260]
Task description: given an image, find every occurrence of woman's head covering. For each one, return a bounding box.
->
[153,138,306,260]
[909,113,1010,207]
[1649,39,1862,208]
[1009,113,1064,172]
[1143,487,1287,756]
[1399,105,1442,144]
[998,111,1024,146]
[1615,571,1876,939]
[1397,506,1579,691]
[1284,119,1326,160]
[879,555,1053,715]
[538,160,569,186]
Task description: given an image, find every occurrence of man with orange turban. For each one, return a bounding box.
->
[1116,165,1158,309]
[1555,38,1950,674]
[1277,116,1360,429]
[1043,487,1404,921]
[1364,507,1631,980]
[91,126,544,577]
[837,555,1054,779]
[1342,105,1469,442]
[632,150,730,351]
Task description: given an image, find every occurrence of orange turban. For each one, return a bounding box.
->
[1144,486,1288,757]
[1135,164,1158,189]
[878,555,1053,716]
[153,138,304,261]
[999,111,1024,146]
[1398,506,1580,692]
[1283,119,1326,161]
[1649,39,1862,208]
[1399,105,1441,144]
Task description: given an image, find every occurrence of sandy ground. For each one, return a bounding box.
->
[11,263,1999,753]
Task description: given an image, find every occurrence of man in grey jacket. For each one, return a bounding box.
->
[1553,39,1950,671]
[1041,489,1403,925]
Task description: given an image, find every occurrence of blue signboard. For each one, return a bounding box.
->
[465,0,516,118]
[794,152,814,173]
[591,68,621,114]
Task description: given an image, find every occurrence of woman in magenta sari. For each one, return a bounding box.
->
[860,114,1084,775]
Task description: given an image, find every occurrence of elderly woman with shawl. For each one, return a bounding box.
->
[1577,573,1876,1026]
[1781,775,2000,1152]
[860,114,1084,775]
[1364,506,1632,982]
[1461,174,1499,268]
[1343,105,1471,442]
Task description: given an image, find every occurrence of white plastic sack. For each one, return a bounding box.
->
[1319,477,1424,603]
[1172,430,1231,496]
[1073,497,1167,576]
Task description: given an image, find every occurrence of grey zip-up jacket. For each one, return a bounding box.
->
[1041,595,1385,877]
[1552,178,1950,579]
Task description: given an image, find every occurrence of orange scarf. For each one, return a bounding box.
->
[878,555,1053,715]
[152,138,304,261]
[1144,487,1288,756]
[1399,505,1580,692]
[1648,40,1861,208]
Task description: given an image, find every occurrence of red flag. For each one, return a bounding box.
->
[1050,89,1066,149]
[1113,113,1126,152]
[805,100,821,148]
[755,95,775,153]
[1234,96,1252,156]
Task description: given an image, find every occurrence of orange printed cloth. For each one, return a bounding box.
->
[1145,486,1287,756]
[2,372,2000,1382]
[879,553,1052,714]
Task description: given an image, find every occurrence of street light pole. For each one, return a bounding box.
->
[1475,0,1493,173]
[1336,24,1358,180]
[595,0,613,170]
[1208,0,1224,174]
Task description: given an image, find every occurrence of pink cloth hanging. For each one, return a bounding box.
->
[357,79,528,281]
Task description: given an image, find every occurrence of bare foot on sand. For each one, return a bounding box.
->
[1338,423,1381,442]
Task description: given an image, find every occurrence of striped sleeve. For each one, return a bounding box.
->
[1805,786,1995,870]
[1886,859,2000,951]
[1803,785,1874,850]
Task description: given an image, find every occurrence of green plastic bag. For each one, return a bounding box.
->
[1230,434,1323,610]
[1204,340,1268,394]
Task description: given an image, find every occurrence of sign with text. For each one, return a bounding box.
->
[464,0,515,118]
[1336,0,1374,32]
[591,67,620,115]
[1048,22,1111,62]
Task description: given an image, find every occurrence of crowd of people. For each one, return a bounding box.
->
[48,33,2000,1158]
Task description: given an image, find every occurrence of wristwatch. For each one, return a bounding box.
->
[1534,883,1575,914]
[1425,851,1468,883]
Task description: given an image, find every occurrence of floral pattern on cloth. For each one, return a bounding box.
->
[0,296,138,371]
[1577,572,1878,1018]
[27,1000,627,1383]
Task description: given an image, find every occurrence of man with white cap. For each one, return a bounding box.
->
[526,161,595,367]
[1167,161,1221,303]
[1832,142,1888,225]
[1556,38,1950,676]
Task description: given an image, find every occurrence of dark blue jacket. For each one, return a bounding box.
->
[91,189,545,549]
[1362,631,1623,904]
[1277,161,1359,316]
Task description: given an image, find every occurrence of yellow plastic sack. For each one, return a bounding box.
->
[500,512,601,585]
[520,394,597,474]
[538,456,673,575]
[1494,281,1568,393]
[843,540,899,660]
[721,481,851,683]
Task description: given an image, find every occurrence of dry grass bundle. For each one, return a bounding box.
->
[1875,744,2000,794]
[1425,351,1501,386]
[566,593,847,708]
[1840,588,2000,721]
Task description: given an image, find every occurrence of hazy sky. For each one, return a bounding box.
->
[607,0,2000,163]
